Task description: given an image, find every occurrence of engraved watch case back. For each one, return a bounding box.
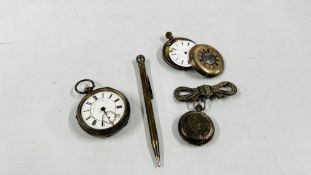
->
[178,111,215,146]
[189,44,224,77]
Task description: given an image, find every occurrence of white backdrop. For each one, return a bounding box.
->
[0,0,311,175]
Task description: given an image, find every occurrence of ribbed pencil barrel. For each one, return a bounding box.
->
[136,55,161,167]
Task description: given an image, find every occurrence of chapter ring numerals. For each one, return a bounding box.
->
[81,91,125,129]
[169,40,195,67]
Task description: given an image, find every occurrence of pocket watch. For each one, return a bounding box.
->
[162,32,224,77]
[74,79,130,137]
[162,32,196,70]
[174,81,237,145]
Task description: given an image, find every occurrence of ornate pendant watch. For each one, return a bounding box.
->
[74,79,130,137]
[174,82,237,145]
[162,32,224,77]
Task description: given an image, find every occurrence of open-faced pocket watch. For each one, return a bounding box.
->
[162,32,224,77]
[74,79,130,137]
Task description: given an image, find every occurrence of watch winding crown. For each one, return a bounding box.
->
[165,32,174,41]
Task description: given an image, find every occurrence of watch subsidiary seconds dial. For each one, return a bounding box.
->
[162,32,196,70]
[162,32,224,77]
[74,79,130,136]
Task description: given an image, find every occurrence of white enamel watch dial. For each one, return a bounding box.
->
[80,91,125,129]
[168,39,196,67]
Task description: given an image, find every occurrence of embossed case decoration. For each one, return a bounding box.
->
[174,82,237,145]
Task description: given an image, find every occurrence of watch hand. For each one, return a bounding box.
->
[101,106,108,115]
[101,114,105,126]
[102,113,105,121]
[101,106,112,124]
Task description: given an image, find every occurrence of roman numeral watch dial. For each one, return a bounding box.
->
[162,32,196,70]
[74,79,130,136]
[162,32,224,77]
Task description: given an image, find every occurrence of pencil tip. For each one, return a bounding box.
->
[156,156,161,167]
